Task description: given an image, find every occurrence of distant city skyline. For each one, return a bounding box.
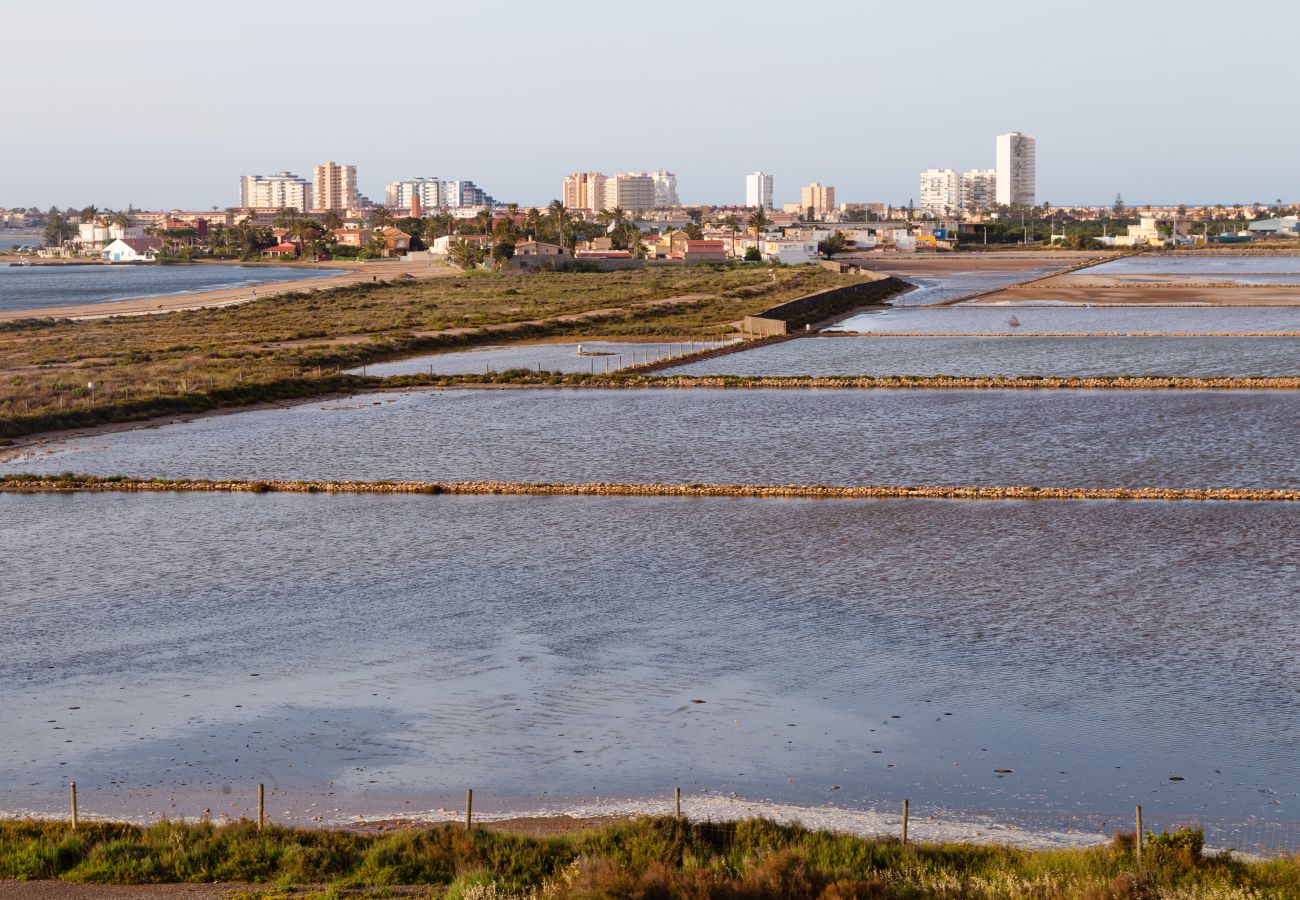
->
[5,1,1299,209]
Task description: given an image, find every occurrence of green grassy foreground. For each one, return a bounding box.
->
[1,817,1296,898]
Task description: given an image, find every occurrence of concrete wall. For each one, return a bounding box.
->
[752,275,909,329]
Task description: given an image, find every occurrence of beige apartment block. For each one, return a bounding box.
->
[800,182,836,218]
[562,172,608,211]
[313,161,358,212]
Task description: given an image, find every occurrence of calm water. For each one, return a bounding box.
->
[830,305,1300,333]
[354,340,735,376]
[0,493,1295,845]
[887,265,1067,306]
[6,389,1298,490]
[0,234,41,251]
[1087,255,1300,276]
[0,264,337,311]
[667,336,1300,378]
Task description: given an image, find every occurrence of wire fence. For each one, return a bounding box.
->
[38,782,1300,859]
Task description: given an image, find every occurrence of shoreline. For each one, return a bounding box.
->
[4,374,1300,454]
[3,475,1298,503]
[0,258,454,321]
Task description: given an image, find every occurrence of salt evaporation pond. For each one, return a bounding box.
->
[1085,254,1300,277]
[885,264,1066,306]
[5,388,1298,490]
[0,263,338,312]
[667,336,1300,378]
[1,492,1295,850]
[830,304,1300,333]
[354,340,734,376]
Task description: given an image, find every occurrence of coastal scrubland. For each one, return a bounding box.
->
[0,266,852,437]
[1,816,1296,898]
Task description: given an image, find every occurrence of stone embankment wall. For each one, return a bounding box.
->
[2,476,1297,502]
[743,275,911,335]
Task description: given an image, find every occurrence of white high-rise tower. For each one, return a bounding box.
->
[745,171,773,209]
[995,132,1036,207]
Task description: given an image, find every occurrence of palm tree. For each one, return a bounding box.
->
[721,214,741,258]
[747,208,770,244]
[596,206,626,228]
[547,199,567,241]
[524,208,542,241]
[370,206,394,227]
[79,205,98,222]
[475,207,494,237]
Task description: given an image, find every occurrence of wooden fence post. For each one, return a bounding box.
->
[675,787,681,819]
[465,789,474,830]
[901,799,909,846]
[1135,805,1143,866]
[258,783,265,832]
[70,783,77,830]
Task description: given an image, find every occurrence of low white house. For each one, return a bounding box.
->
[102,237,162,262]
[761,238,819,265]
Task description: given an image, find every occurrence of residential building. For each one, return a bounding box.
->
[962,169,997,213]
[239,172,311,210]
[563,172,608,211]
[445,180,494,208]
[995,132,1036,207]
[651,170,679,208]
[918,168,963,215]
[101,237,161,263]
[745,171,773,209]
[681,239,726,263]
[608,173,656,212]
[800,183,836,218]
[386,178,443,211]
[312,161,358,212]
[515,240,566,257]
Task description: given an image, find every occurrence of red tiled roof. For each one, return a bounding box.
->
[263,243,298,252]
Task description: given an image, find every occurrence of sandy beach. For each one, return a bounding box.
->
[0,258,455,322]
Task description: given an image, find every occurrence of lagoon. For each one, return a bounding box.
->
[0,491,1294,848]
[0,263,337,312]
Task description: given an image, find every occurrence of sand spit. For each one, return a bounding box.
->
[2,476,1297,503]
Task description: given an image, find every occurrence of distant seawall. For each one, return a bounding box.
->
[3,476,1298,503]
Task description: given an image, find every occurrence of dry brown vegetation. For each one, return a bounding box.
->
[0,266,853,434]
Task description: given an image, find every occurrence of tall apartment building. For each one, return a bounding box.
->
[650,170,679,208]
[386,178,443,211]
[239,172,311,210]
[995,132,1036,207]
[918,168,963,215]
[962,169,997,212]
[444,180,495,208]
[608,173,656,212]
[745,171,773,209]
[563,172,608,211]
[800,183,836,218]
[312,161,358,212]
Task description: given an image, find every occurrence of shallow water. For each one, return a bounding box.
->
[5,388,1298,490]
[353,340,734,376]
[1087,255,1300,276]
[667,336,1300,378]
[886,265,1066,306]
[0,263,337,311]
[1,493,1295,847]
[831,304,1300,333]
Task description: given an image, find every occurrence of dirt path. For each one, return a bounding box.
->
[0,260,457,323]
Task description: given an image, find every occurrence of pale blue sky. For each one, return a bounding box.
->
[3,0,1296,210]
